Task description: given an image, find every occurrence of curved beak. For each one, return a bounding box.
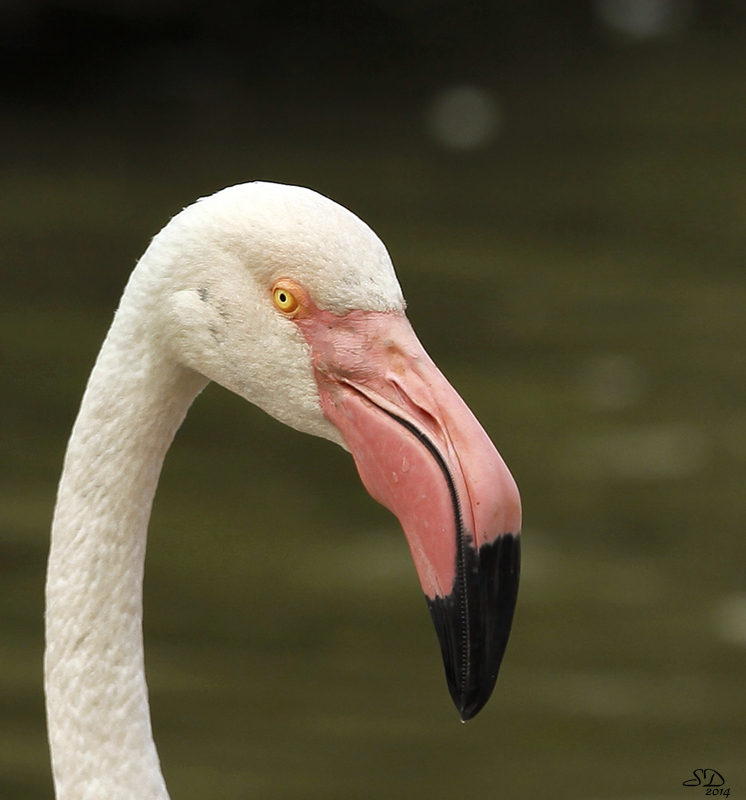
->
[297,309,521,720]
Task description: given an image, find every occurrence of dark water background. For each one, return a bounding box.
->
[1,2,745,798]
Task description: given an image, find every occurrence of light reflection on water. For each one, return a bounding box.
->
[565,422,709,480]
[714,594,746,646]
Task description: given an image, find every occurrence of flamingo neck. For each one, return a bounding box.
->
[45,299,207,800]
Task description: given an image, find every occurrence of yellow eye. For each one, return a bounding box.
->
[273,286,299,314]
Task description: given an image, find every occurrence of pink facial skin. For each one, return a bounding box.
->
[293,303,521,601]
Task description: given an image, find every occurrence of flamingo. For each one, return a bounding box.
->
[45,182,521,799]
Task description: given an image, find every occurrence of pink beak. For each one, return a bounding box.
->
[297,308,521,720]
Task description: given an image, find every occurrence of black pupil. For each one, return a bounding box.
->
[279,293,286,303]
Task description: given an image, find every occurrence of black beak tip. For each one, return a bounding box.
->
[427,531,521,721]
[458,698,486,723]
[458,683,494,721]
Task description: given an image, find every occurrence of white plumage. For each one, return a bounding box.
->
[46,183,406,799]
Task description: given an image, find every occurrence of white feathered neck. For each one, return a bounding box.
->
[45,182,405,799]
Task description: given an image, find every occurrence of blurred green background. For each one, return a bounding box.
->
[1,1,745,798]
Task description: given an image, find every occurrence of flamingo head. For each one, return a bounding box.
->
[142,182,521,720]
